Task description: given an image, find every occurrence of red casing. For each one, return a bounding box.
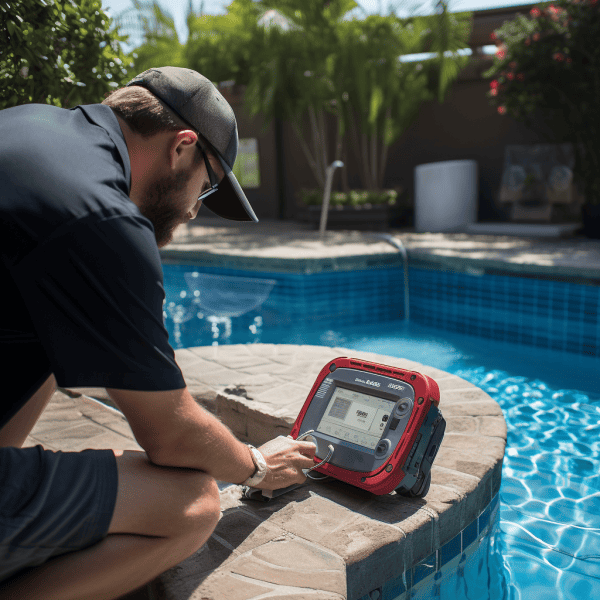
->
[290,357,440,495]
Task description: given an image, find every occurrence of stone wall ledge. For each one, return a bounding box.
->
[57,344,505,600]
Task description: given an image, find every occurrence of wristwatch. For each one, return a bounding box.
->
[242,445,268,487]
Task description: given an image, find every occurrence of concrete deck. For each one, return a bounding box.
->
[162,217,600,280]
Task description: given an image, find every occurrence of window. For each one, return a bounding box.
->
[232,138,260,188]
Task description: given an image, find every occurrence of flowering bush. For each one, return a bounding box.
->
[483,0,600,205]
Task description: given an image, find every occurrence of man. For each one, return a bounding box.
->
[0,67,316,599]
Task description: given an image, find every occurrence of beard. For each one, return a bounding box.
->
[137,169,195,248]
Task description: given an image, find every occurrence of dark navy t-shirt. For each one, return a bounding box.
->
[0,103,185,429]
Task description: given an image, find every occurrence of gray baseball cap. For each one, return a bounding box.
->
[125,66,258,222]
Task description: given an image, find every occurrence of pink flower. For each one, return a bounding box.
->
[553,52,564,61]
[530,7,541,17]
[498,106,507,115]
[525,38,531,46]
[566,57,572,64]
[490,79,499,89]
[533,33,540,42]
[517,73,525,81]
[490,88,498,97]
[490,32,497,41]
[507,72,515,80]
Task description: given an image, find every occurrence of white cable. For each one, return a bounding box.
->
[297,430,334,481]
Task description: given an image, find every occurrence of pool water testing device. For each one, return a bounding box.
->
[243,357,446,501]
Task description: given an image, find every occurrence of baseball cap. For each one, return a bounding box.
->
[125,66,258,222]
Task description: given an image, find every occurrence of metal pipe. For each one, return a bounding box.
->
[372,234,410,321]
[319,160,344,240]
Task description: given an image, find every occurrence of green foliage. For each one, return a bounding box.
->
[483,0,600,204]
[184,0,261,85]
[120,0,472,192]
[0,0,133,109]
[331,9,471,189]
[299,188,398,206]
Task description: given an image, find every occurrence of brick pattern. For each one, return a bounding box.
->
[31,344,505,600]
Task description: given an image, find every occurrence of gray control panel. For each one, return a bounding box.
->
[297,367,415,473]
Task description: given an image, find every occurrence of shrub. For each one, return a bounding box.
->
[483,0,600,204]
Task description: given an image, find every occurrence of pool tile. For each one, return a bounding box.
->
[440,532,462,566]
[490,493,499,514]
[381,573,406,600]
[413,553,436,585]
[462,519,478,550]
[478,504,491,534]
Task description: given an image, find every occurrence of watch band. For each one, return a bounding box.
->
[242,445,268,487]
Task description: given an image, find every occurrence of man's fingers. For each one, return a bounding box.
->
[295,440,317,457]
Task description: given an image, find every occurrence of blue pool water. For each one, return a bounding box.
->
[163,265,600,599]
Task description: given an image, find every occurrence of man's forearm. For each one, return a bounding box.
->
[107,387,256,484]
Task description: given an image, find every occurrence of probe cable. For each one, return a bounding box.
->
[297,429,333,481]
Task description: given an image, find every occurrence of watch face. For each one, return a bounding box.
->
[245,445,267,486]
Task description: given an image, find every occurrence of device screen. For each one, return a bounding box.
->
[316,386,395,450]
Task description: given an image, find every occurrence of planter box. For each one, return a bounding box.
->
[295,204,399,231]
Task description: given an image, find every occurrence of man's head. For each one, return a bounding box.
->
[102,67,257,246]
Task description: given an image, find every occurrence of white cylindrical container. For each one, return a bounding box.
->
[414,160,478,232]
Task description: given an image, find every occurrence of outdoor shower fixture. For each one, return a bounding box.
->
[319,160,345,240]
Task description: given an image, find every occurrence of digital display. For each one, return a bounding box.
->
[316,386,394,449]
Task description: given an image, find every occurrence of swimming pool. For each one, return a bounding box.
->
[162,263,600,599]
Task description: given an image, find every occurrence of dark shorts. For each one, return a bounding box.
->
[0,445,118,582]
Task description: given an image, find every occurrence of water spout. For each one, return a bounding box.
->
[372,234,410,321]
[319,160,345,241]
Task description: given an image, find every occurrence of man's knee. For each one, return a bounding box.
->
[174,472,221,555]
[180,471,221,534]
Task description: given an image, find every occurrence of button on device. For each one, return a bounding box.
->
[375,439,392,458]
[389,417,401,431]
[395,398,412,418]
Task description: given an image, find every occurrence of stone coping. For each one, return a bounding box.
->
[161,219,600,282]
[55,343,506,600]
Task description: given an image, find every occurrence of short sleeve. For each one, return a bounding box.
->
[10,213,186,391]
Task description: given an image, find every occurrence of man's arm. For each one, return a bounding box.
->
[107,386,316,490]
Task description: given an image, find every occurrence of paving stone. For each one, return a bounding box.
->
[441,400,503,417]
[76,397,137,439]
[172,349,218,374]
[441,388,495,404]
[437,378,483,393]
[444,416,478,434]
[477,415,508,438]
[229,537,346,594]
[158,570,274,600]
[442,433,506,463]
[214,507,285,560]
[432,446,497,480]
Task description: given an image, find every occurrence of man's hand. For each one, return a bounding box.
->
[253,436,317,491]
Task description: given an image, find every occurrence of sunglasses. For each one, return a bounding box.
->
[196,142,219,201]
